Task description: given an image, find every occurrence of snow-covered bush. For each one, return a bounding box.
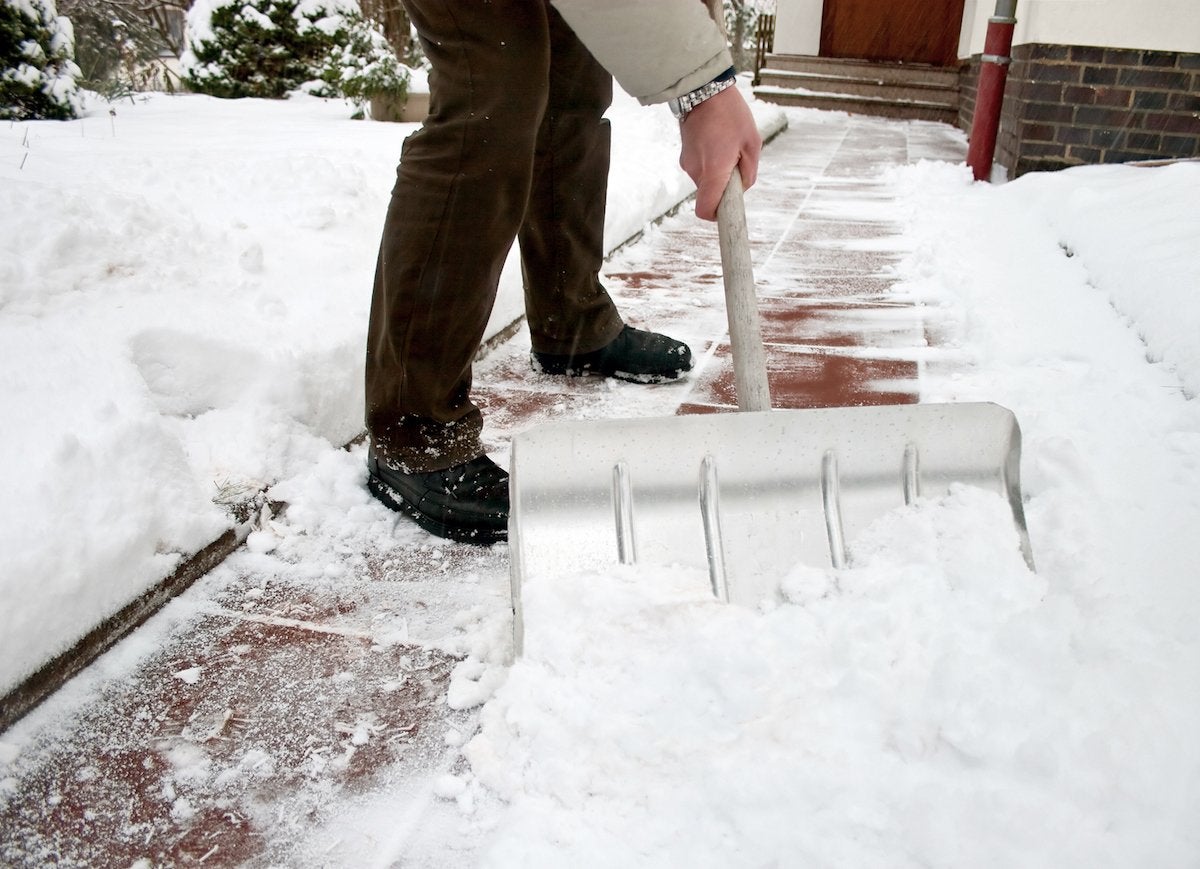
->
[319,13,406,103]
[183,0,406,103]
[0,0,82,120]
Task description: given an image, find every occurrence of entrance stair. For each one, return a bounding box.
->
[755,55,961,124]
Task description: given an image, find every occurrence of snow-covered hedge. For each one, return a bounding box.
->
[182,0,407,102]
[0,0,81,120]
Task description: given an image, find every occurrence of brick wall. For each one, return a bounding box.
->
[958,44,1200,177]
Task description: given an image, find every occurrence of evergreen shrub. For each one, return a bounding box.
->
[1,0,82,120]
[183,0,406,103]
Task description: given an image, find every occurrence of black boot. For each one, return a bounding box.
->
[531,325,693,383]
[367,452,509,544]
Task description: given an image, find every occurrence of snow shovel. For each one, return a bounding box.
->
[507,171,1035,653]
[506,16,1033,653]
[508,401,1034,649]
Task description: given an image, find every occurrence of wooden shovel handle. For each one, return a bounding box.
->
[716,171,772,412]
[705,0,771,411]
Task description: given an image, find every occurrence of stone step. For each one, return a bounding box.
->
[758,68,960,107]
[753,55,961,124]
[761,54,961,88]
[754,87,959,125]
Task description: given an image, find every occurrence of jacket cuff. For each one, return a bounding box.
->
[637,49,736,106]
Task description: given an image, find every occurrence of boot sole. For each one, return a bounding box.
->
[531,357,689,384]
[367,475,507,545]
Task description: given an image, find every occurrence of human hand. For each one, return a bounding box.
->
[678,85,762,221]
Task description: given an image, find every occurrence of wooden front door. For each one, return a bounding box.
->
[820,0,965,67]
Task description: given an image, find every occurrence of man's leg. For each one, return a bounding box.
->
[518,6,622,358]
[519,8,695,382]
[365,0,550,474]
[364,0,553,542]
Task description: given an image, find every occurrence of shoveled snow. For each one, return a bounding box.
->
[461,156,1200,866]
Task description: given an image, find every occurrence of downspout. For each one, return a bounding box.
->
[967,0,1018,181]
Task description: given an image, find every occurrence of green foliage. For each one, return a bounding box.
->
[1,0,82,120]
[185,0,331,98]
[184,0,407,103]
[320,15,406,101]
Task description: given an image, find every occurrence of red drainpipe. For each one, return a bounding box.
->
[967,0,1018,181]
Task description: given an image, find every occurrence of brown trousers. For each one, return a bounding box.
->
[364,0,625,472]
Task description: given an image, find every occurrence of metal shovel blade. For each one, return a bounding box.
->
[509,402,1033,652]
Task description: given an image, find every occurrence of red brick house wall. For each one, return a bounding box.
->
[959,44,1200,177]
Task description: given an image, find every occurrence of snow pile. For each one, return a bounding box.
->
[467,494,1196,866]
[458,156,1200,865]
[1000,162,1200,398]
[0,94,392,693]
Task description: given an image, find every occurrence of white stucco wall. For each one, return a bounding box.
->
[963,0,1200,55]
[775,0,1200,59]
[773,0,823,55]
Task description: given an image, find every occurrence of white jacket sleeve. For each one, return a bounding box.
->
[551,0,733,104]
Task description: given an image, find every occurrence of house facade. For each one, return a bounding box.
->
[762,0,1200,177]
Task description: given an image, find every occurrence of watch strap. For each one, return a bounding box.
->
[669,66,737,121]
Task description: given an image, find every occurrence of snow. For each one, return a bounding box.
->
[461,143,1200,863]
[992,163,1200,398]
[0,86,713,698]
[2,82,1199,866]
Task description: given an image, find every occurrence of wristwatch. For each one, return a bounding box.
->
[668,66,737,122]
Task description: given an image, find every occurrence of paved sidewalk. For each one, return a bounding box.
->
[0,111,966,867]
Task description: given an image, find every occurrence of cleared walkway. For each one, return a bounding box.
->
[0,111,967,867]
[476,112,965,426]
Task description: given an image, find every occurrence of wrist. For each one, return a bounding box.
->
[668,66,737,122]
